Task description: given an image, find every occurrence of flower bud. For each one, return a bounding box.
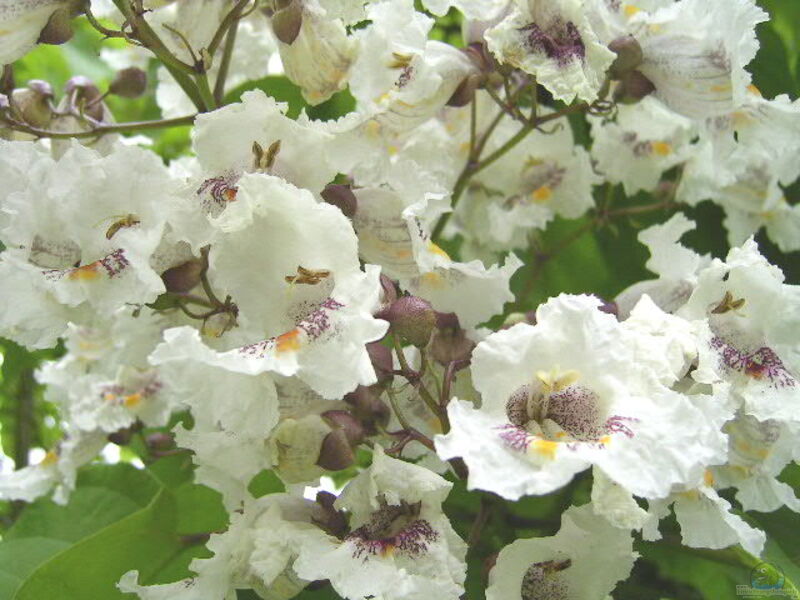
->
[109,67,147,99]
[613,70,655,104]
[430,312,474,366]
[385,296,436,347]
[10,80,54,128]
[1,66,14,95]
[64,75,105,121]
[271,0,303,45]
[322,409,365,446]
[316,427,356,471]
[344,385,390,434]
[312,491,348,538]
[145,432,175,452]
[367,342,394,384]
[447,72,483,107]
[37,7,75,46]
[376,274,398,315]
[607,35,643,78]
[321,183,357,218]
[161,258,204,293]
[202,311,238,338]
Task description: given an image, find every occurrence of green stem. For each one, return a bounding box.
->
[111,0,206,111]
[195,72,218,111]
[213,13,240,103]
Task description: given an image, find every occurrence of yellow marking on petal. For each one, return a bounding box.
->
[381,543,396,557]
[41,451,59,466]
[459,141,470,153]
[651,141,672,156]
[648,24,662,34]
[680,489,700,500]
[555,431,568,439]
[276,329,302,353]
[103,392,117,403]
[364,120,382,138]
[68,263,102,281]
[747,84,762,96]
[531,439,559,460]
[123,393,142,408]
[395,248,413,259]
[711,83,732,93]
[420,271,445,288]
[623,4,640,17]
[600,435,611,446]
[530,186,552,203]
[387,145,399,156]
[427,241,451,260]
[703,470,715,487]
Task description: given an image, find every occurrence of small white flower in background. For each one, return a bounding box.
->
[485,0,615,103]
[436,294,728,500]
[590,96,695,195]
[292,446,467,600]
[486,503,637,600]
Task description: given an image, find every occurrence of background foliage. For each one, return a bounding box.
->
[0,2,798,598]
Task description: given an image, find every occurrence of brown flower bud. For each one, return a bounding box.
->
[10,80,54,127]
[109,67,148,99]
[367,341,394,384]
[161,258,204,293]
[447,72,483,107]
[271,0,303,45]
[1,66,14,96]
[322,410,365,446]
[312,491,348,538]
[385,296,436,347]
[344,385,390,434]
[321,183,357,218]
[613,70,655,104]
[64,75,105,121]
[316,428,356,471]
[37,7,75,46]
[608,35,643,78]
[430,312,474,366]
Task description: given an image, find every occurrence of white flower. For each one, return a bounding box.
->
[37,309,173,435]
[273,0,358,105]
[450,104,600,257]
[292,446,467,600]
[0,425,106,504]
[485,0,615,103]
[352,185,521,328]
[119,494,323,599]
[629,0,767,118]
[713,415,800,514]
[486,503,637,600]
[677,239,800,424]
[436,294,728,500]
[643,469,766,557]
[590,96,695,195]
[0,141,184,348]
[0,0,72,64]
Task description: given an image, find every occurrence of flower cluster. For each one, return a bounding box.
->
[0,0,798,598]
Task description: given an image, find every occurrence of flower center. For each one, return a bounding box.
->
[346,499,439,560]
[710,336,796,389]
[196,172,240,217]
[521,558,571,600]
[519,20,585,66]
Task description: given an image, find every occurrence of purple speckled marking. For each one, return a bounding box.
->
[711,336,796,389]
[519,20,585,66]
[43,248,130,281]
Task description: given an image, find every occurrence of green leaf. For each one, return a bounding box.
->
[0,538,71,599]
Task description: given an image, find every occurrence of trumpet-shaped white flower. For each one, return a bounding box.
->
[0,140,185,348]
[292,446,467,600]
[436,294,728,500]
[485,0,615,103]
[273,0,358,105]
[486,503,637,600]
